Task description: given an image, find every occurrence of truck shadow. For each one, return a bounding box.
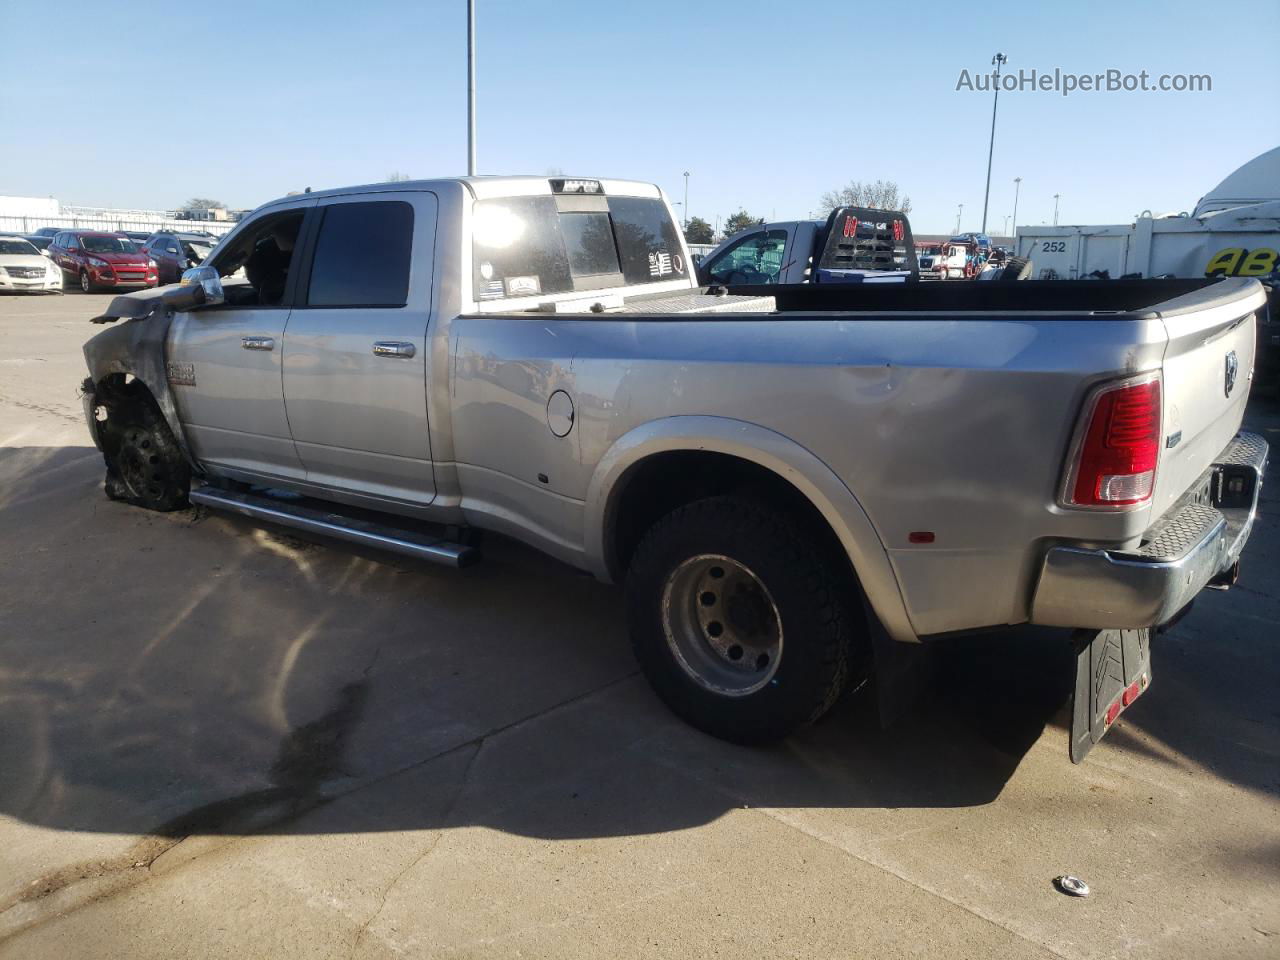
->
[0,438,1275,854]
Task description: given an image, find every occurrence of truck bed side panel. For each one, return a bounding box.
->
[453,313,1167,636]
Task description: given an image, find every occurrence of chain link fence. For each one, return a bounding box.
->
[0,214,237,238]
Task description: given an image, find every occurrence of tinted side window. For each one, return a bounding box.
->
[307,201,414,307]
[704,231,788,284]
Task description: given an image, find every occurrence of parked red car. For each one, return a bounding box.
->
[48,231,159,293]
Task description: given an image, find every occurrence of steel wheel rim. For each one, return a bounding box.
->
[80,272,90,292]
[661,553,783,697]
[118,427,163,500]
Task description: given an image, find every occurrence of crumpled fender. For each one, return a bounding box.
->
[82,290,200,471]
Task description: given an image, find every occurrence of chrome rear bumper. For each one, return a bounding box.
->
[1031,431,1268,629]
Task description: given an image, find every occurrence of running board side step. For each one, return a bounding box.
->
[189,485,480,568]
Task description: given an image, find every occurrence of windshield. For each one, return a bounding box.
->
[80,236,137,254]
[185,241,214,261]
[0,239,38,256]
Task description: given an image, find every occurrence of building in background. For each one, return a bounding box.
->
[0,196,241,238]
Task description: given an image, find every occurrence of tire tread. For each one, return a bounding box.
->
[626,496,861,742]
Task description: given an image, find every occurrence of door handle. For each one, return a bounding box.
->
[372,341,416,359]
[241,336,275,351]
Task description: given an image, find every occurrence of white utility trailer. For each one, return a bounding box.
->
[1014,147,1279,380]
[1013,147,1278,282]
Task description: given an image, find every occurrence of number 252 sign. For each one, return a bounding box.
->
[1205,247,1278,277]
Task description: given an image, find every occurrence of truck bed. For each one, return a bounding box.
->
[731,277,1219,314]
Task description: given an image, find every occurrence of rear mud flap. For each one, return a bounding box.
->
[1070,627,1152,763]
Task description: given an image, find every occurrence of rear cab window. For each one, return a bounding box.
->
[472,181,688,303]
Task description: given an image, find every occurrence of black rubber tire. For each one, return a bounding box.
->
[625,496,862,744]
[1000,256,1033,280]
[102,397,190,511]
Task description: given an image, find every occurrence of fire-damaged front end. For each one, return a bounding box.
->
[81,288,200,510]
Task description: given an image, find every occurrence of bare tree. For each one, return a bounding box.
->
[819,179,912,214]
[181,197,225,211]
[384,171,411,183]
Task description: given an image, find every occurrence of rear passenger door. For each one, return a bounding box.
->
[281,193,437,505]
[52,233,71,272]
[155,237,182,283]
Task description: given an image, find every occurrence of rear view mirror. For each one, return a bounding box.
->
[179,265,224,307]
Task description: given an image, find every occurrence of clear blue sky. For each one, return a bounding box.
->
[2,0,1275,234]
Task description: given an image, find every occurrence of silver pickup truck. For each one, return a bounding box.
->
[80,176,1268,760]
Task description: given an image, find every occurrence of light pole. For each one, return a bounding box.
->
[980,52,1007,234]
[1053,193,1061,226]
[682,171,690,229]
[466,0,477,175]
[1011,176,1021,238]
[955,203,964,234]
[1002,215,1009,236]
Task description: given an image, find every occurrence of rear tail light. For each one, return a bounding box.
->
[1063,374,1161,507]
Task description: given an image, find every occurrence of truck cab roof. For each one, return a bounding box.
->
[259,176,663,211]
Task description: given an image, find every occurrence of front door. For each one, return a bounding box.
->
[281,192,436,505]
[166,202,316,482]
[700,229,789,286]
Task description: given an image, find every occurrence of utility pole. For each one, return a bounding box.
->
[955,203,964,234]
[981,52,1007,234]
[682,172,690,228]
[467,0,476,176]
[1003,215,1009,236]
[1011,176,1021,238]
[1053,193,1061,226]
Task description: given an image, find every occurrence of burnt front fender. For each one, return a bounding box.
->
[82,291,200,471]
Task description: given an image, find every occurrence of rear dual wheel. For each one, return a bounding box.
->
[626,496,866,743]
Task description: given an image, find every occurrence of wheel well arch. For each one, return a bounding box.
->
[586,418,917,644]
[604,450,855,598]
[88,372,164,455]
[91,371,161,410]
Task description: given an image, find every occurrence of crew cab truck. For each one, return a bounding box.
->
[80,176,1268,760]
[696,207,916,287]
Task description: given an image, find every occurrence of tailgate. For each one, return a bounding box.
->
[1152,278,1266,517]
